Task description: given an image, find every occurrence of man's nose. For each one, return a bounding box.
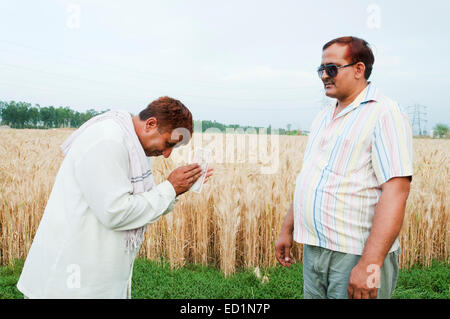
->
[321,69,330,81]
[162,148,173,158]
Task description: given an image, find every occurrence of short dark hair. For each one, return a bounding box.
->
[139,96,193,135]
[323,36,375,79]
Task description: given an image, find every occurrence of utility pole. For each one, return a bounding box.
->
[407,104,427,136]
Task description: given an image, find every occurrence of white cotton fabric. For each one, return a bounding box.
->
[17,116,177,298]
[60,110,156,252]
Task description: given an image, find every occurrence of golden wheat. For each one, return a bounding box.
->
[0,129,448,275]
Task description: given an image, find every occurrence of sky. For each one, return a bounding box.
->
[0,0,449,132]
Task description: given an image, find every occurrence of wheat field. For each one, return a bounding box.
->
[0,128,448,275]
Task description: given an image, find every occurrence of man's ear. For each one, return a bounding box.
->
[145,117,158,131]
[354,62,366,80]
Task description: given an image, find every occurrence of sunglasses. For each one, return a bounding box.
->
[317,62,358,78]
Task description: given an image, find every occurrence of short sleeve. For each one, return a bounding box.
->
[371,104,413,185]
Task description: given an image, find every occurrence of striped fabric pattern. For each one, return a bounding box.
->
[293,83,413,255]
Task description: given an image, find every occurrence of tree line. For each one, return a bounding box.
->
[0,101,108,129]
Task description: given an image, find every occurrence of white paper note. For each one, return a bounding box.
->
[189,148,211,193]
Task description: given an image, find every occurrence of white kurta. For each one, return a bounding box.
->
[17,119,177,298]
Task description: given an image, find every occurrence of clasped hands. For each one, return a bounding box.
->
[167,163,214,196]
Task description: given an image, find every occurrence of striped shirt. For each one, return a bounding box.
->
[293,83,413,255]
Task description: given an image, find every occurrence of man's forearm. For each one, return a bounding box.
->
[359,177,410,267]
[281,203,294,234]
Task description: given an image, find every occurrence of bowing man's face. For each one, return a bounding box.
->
[137,117,184,158]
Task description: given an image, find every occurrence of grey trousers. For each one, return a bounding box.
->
[303,244,400,299]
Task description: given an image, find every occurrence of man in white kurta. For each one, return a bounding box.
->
[17,98,205,298]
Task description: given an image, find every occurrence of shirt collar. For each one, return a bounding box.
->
[330,82,378,119]
[360,81,378,104]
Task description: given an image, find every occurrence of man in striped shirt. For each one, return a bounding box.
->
[275,36,413,299]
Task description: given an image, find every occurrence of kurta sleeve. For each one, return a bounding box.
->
[74,138,177,231]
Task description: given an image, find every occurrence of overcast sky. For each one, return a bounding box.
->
[0,0,449,132]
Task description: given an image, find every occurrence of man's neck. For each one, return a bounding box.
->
[336,81,369,110]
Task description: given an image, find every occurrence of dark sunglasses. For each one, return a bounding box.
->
[317,62,358,78]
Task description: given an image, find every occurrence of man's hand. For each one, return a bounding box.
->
[275,232,294,267]
[167,164,203,196]
[347,262,379,299]
[275,204,295,267]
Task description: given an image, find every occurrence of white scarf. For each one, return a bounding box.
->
[61,110,155,254]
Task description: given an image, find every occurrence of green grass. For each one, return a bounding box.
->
[0,259,24,299]
[392,261,450,299]
[131,259,303,299]
[1,258,448,299]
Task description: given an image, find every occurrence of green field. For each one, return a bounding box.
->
[1,259,448,299]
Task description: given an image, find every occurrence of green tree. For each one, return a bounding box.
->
[0,101,30,128]
[55,107,69,128]
[16,102,31,128]
[0,101,15,127]
[433,123,449,138]
[0,101,6,124]
[40,106,54,128]
[28,106,40,127]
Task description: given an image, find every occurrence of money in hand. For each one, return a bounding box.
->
[189,148,211,193]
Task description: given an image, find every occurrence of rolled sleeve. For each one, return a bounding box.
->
[371,104,413,185]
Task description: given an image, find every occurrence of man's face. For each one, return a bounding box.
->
[320,43,357,99]
[143,130,181,158]
[138,118,186,158]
